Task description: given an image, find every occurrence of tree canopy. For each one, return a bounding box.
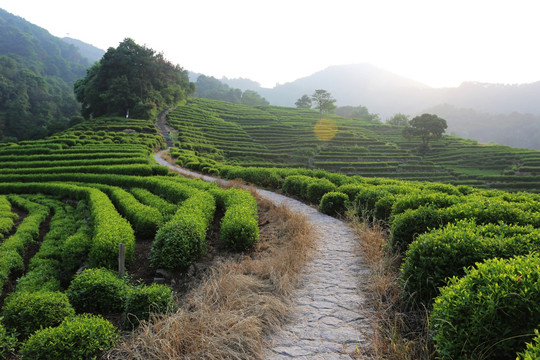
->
[386,113,410,126]
[295,95,312,109]
[195,75,268,106]
[74,38,195,119]
[403,113,448,147]
[0,8,88,141]
[311,89,336,117]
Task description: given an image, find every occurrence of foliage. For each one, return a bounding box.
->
[319,191,349,216]
[2,291,75,340]
[0,324,17,359]
[0,9,86,141]
[217,188,259,251]
[516,330,540,360]
[151,191,216,271]
[401,220,540,305]
[386,113,410,126]
[66,268,130,314]
[295,94,312,109]
[124,284,175,328]
[311,89,337,117]
[431,254,540,360]
[402,113,448,147]
[195,75,268,106]
[74,38,194,119]
[19,314,118,360]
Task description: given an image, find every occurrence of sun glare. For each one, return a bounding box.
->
[314,118,338,141]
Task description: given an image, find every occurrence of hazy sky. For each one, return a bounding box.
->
[1,0,539,88]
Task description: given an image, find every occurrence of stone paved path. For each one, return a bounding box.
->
[154,150,374,359]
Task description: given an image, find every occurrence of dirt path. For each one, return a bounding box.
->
[154,149,374,359]
[156,109,174,147]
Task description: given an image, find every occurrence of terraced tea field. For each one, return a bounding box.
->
[168,98,540,193]
[0,117,261,357]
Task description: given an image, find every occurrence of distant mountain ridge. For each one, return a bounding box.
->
[222,63,540,119]
[62,37,105,63]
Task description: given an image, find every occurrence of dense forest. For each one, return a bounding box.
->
[0,9,90,141]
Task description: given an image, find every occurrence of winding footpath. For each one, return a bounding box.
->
[154,112,374,359]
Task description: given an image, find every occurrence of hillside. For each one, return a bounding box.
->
[166,99,540,193]
[220,64,540,150]
[62,36,105,63]
[0,8,91,141]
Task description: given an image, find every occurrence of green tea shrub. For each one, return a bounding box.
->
[306,178,336,204]
[319,192,349,216]
[124,284,175,327]
[517,330,540,360]
[60,225,92,283]
[390,205,443,252]
[130,187,177,216]
[2,291,75,339]
[431,254,540,360]
[391,192,461,217]
[67,268,129,314]
[0,323,17,359]
[422,182,461,196]
[19,314,118,360]
[282,175,313,198]
[401,220,540,305]
[151,191,215,270]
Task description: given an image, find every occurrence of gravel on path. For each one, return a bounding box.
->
[154,150,374,359]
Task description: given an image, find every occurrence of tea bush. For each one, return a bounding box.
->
[319,192,349,216]
[401,220,540,305]
[124,283,175,327]
[19,314,118,360]
[67,268,129,314]
[431,254,540,360]
[2,291,75,339]
[516,330,540,360]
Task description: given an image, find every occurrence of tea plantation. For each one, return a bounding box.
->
[0,99,539,358]
[0,117,259,358]
[165,99,540,359]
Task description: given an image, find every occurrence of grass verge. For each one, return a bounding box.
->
[350,217,434,360]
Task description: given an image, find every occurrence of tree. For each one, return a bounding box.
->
[311,89,336,117]
[295,94,312,109]
[387,113,410,126]
[402,113,448,147]
[74,38,194,119]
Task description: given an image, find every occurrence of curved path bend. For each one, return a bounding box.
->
[154,150,374,359]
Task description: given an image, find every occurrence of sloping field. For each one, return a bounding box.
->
[0,117,262,357]
[168,98,540,192]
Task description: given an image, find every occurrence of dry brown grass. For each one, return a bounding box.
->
[105,198,313,360]
[350,218,434,360]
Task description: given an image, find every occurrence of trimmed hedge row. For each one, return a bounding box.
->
[2,291,75,340]
[401,220,540,305]
[14,197,84,293]
[0,183,135,270]
[19,314,118,360]
[0,196,49,290]
[66,268,174,327]
[0,164,168,176]
[81,183,163,238]
[212,188,259,251]
[0,196,16,240]
[390,198,540,252]
[151,189,216,271]
[431,254,540,360]
[129,187,178,217]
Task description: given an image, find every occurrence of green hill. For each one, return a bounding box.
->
[167,98,540,193]
[0,8,91,141]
